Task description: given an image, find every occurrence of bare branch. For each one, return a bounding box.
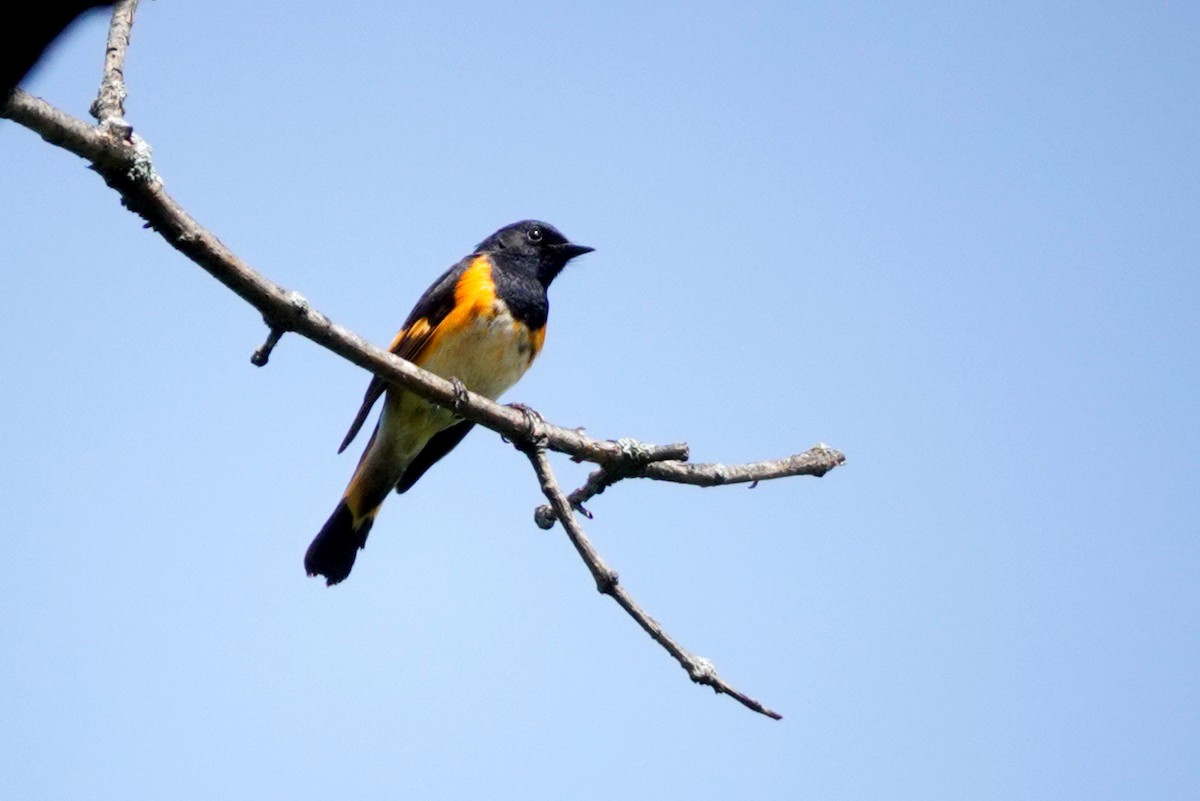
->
[536,443,845,529]
[522,441,784,720]
[1,91,640,467]
[3,90,129,164]
[90,0,139,123]
[0,10,845,719]
[642,444,846,486]
[0,91,846,488]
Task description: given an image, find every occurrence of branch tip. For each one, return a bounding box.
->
[251,324,286,367]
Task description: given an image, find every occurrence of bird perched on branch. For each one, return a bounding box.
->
[305,220,593,585]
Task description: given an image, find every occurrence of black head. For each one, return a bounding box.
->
[475,220,593,285]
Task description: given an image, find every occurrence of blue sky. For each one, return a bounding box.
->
[2,2,1197,799]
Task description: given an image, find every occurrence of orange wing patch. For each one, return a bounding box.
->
[337,256,499,454]
[387,326,409,351]
[413,255,497,366]
[454,255,498,310]
[391,317,434,362]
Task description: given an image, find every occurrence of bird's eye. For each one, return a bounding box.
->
[527,226,543,243]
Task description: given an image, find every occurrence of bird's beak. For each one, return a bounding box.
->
[559,243,595,259]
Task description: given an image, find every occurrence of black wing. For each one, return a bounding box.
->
[337,256,471,453]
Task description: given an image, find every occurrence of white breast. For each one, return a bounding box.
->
[371,301,543,469]
[418,301,538,400]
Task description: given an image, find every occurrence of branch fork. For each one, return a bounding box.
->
[521,439,784,719]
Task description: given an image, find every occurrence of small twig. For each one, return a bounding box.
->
[643,445,846,485]
[89,0,139,123]
[251,322,286,366]
[522,443,783,720]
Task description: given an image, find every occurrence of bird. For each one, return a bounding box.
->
[304,220,593,585]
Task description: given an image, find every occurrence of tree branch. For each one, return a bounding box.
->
[534,440,689,528]
[3,88,848,484]
[641,444,846,485]
[1,89,645,467]
[89,0,138,123]
[521,439,784,719]
[1,7,847,720]
[536,443,846,529]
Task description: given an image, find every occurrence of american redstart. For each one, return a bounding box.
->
[305,220,593,585]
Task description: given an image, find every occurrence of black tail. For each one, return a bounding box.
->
[305,500,375,586]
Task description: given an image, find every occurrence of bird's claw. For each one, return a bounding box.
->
[448,377,469,410]
[506,402,547,448]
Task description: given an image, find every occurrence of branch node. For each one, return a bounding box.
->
[99,115,133,141]
[595,568,619,595]
[809,442,846,476]
[286,290,310,315]
[531,441,690,530]
[125,131,156,183]
[686,656,719,684]
[615,437,654,464]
